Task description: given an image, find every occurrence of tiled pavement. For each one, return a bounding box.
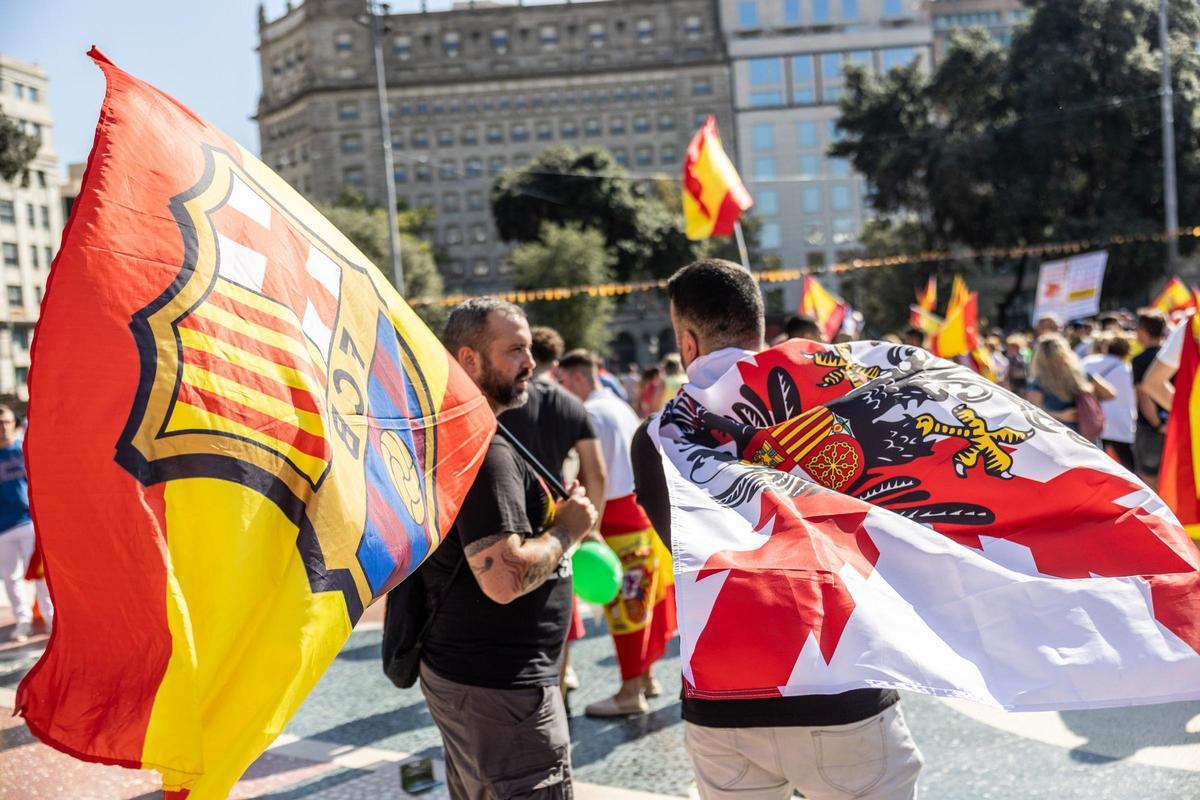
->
[3,599,1200,799]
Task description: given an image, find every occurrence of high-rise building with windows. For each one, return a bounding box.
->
[0,55,60,403]
[256,0,734,300]
[718,0,931,307]
[927,0,1028,63]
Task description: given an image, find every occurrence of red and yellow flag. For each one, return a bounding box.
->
[799,276,849,343]
[1152,277,1197,314]
[682,116,753,240]
[1160,312,1200,542]
[916,276,937,313]
[931,291,980,360]
[16,50,495,798]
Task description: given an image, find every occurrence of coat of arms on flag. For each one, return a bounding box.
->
[653,340,1200,710]
[17,50,494,798]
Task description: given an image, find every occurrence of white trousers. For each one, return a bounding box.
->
[684,704,923,800]
[0,521,53,626]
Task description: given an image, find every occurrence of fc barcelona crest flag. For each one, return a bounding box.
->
[16,50,494,797]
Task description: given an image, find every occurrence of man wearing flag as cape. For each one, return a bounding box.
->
[634,259,1200,800]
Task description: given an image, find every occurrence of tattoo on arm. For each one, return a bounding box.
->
[500,525,572,597]
[465,534,505,577]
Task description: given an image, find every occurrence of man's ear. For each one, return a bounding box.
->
[680,327,700,366]
[457,346,480,377]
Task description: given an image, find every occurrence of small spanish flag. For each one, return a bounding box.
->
[682,116,753,240]
[916,276,937,313]
[1151,276,1197,315]
[931,291,980,360]
[799,276,849,342]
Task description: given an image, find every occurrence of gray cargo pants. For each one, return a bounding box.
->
[419,661,573,799]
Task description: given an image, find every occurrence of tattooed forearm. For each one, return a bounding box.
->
[466,527,573,602]
[499,526,569,597]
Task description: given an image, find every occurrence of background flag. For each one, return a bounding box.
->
[1152,276,1197,315]
[16,50,495,798]
[916,276,936,312]
[652,340,1200,710]
[1160,311,1200,542]
[798,276,850,342]
[682,116,753,241]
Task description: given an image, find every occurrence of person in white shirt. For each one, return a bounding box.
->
[558,349,677,718]
[1081,335,1137,471]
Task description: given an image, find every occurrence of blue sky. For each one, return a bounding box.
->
[0,1,296,174]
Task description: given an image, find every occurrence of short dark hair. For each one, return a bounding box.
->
[1136,310,1168,340]
[530,326,565,366]
[558,348,597,375]
[785,314,822,340]
[443,297,525,355]
[667,259,763,349]
[1106,335,1132,358]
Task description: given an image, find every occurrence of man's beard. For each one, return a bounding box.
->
[479,361,532,410]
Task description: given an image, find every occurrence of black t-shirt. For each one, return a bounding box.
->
[1131,345,1166,428]
[421,436,572,689]
[630,421,899,728]
[498,379,596,481]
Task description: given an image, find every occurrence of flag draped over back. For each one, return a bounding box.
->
[1161,312,1200,543]
[652,340,1200,710]
[682,116,753,241]
[16,50,495,798]
[798,276,849,342]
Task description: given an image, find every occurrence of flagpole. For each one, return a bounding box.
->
[733,221,751,272]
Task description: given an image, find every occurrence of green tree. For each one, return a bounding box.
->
[319,203,447,330]
[492,146,698,281]
[509,223,616,352]
[834,0,1200,324]
[0,109,40,183]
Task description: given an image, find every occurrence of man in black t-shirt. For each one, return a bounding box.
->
[1132,311,1169,488]
[420,298,598,799]
[631,260,923,800]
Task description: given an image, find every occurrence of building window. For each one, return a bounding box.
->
[750,90,784,107]
[636,19,655,43]
[461,127,478,146]
[489,156,506,176]
[692,77,713,96]
[797,121,819,147]
[812,0,830,22]
[749,57,783,85]
[737,1,758,27]
[634,114,651,133]
[445,259,465,277]
[343,166,365,188]
[684,15,703,38]
[827,157,851,178]
[802,186,822,212]
[761,223,782,250]
[588,21,606,47]
[805,224,825,245]
[340,133,363,154]
[472,258,490,277]
[467,190,485,211]
[417,193,435,209]
[757,190,779,215]
[536,121,553,141]
[26,204,34,227]
[585,118,602,137]
[841,0,858,19]
[511,123,530,142]
[412,129,430,148]
[882,46,919,71]
[754,157,775,179]
[831,184,852,210]
[540,24,558,49]
[416,164,432,183]
[444,32,461,57]
[486,125,503,144]
[752,124,774,150]
[636,145,654,167]
[1,244,16,267]
[657,113,675,131]
[792,56,817,104]
[0,202,12,225]
[884,0,904,17]
[660,144,678,165]
[492,29,509,53]
[439,159,457,180]
[470,224,487,244]
[338,100,360,121]
[394,165,408,184]
[799,154,820,176]
[43,247,51,267]
[434,128,452,146]
[7,286,22,307]
[445,225,463,245]
[561,120,579,139]
[442,192,460,213]
[335,32,354,53]
[465,157,482,178]
[822,52,844,102]
[784,0,801,23]
[828,120,844,142]
[832,217,856,244]
[35,171,45,188]
[612,147,629,166]
[513,153,530,167]
[394,35,411,59]
[28,87,39,103]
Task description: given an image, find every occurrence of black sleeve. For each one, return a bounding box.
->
[454,441,533,547]
[631,420,671,549]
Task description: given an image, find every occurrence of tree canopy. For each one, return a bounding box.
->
[833,0,1200,325]
[0,109,40,183]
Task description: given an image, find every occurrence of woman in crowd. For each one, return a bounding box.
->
[1027,334,1115,440]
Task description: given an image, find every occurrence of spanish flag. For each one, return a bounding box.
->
[1152,276,1197,315]
[909,305,942,336]
[916,276,937,313]
[1160,312,1200,542]
[16,50,495,798]
[930,291,980,360]
[799,275,849,342]
[683,116,753,240]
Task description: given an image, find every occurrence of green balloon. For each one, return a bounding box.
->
[571,540,622,605]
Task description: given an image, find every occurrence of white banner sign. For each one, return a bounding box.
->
[1032,250,1108,324]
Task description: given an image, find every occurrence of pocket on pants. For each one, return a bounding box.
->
[813,715,887,797]
[684,724,751,791]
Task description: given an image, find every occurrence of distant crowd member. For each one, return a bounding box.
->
[1131,311,1170,488]
[620,363,641,403]
[558,350,677,718]
[0,405,51,643]
[1036,314,1062,337]
[901,326,925,348]
[661,353,687,404]
[636,366,665,418]
[785,313,824,342]
[1027,334,1115,441]
[421,299,598,798]
[632,260,923,800]
[1139,312,1189,484]
[1004,335,1030,395]
[1082,335,1137,471]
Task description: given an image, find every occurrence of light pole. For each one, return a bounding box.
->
[365,0,405,294]
[1159,0,1180,273]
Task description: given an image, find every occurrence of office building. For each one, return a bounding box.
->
[0,55,60,403]
[928,0,1028,63]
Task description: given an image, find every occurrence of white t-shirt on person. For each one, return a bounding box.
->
[1082,353,1136,444]
[584,387,642,500]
